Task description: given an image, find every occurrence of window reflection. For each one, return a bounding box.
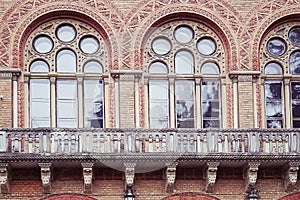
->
[290,51,300,74]
[57,49,76,73]
[175,51,194,74]
[292,83,300,128]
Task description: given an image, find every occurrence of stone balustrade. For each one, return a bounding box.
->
[0,128,298,154]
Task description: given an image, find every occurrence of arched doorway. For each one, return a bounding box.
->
[40,194,97,200]
[278,192,300,200]
[162,192,220,200]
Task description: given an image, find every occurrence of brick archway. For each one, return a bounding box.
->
[162,192,220,200]
[279,192,300,200]
[40,194,97,200]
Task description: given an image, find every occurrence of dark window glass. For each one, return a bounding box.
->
[289,26,300,44]
[290,51,300,74]
[267,38,286,56]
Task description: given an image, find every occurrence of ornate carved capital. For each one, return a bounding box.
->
[204,162,219,193]
[39,163,52,194]
[124,163,136,188]
[243,162,260,190]
[165,162,178,193]
[283,162,299,192]
[82,163,94,194]
[0,163,9,194]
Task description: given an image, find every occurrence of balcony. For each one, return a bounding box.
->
[0,128,299,162]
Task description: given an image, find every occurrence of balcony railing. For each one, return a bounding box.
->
[0,128,299,154]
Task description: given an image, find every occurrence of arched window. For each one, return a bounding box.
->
[145,21,224,129]
[261,22,300,128]
[25,19,107,128]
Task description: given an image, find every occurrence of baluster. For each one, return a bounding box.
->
[278,135,283,153]
[202,134,208,153]
[162,134,167,152]
[224,134,229,153]
[217,134,222,153]
[71,134,76,153]
[168,132,174,152]
[24,133,29,153]
[284,134,289,153]
[155,135,160,152]
[99,134,105,153]
[147,135,152,152]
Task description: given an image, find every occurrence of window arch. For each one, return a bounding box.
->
[145,20,225,129]
[25,19,107,128]
[261,21,300,128]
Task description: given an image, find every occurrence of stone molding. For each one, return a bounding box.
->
[165,162,178,193]
[0,163,9,194]
[283,162,300,192]
[39,163,52,194]
[81,163,94,194]
[124,162,136,188]
[243,161,260,190]
[204,162,219,193]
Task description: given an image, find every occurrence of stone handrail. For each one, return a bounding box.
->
[0,128,299,154]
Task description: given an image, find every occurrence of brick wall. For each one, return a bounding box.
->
[0,78,12,127]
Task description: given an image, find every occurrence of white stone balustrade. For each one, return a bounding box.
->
[0,129,299,154]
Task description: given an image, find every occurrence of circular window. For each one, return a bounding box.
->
[264,62,282,75]
[267,38,286,56]
[197,38,216,55]
[151,37,172,55]
[289,27,300,45]
[33,35,53,54]
[174,26,194,43]
[80,36,100,54]
[56,24,76,42]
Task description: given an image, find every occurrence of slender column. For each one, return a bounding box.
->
[134,75,140,128]
[114,75,120,128]
[195,78,201,128]
[284,78,291,128]
[144,77,149,128]
[252,76,258,128]
[260,78,266,128]
[169,78,175,128]
[23,75,29,128]
[77,76,84,128]
[221,76,227,128]
[232,75,239,128]
[50,76,56,128]
[12,75,18,128]
[104,77,110,128]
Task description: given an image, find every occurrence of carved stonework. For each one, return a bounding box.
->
[283,162,299,192]
[124,163,136,188]
[0,163,9,194]
[165,162,178,193]
[243,162,260,190]
[82,163,94,194]
[204,162,219,193]
[39,163,52,194]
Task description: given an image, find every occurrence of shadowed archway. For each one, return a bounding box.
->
[279,192,300,200]
[162,192,220,200]
[40,194,97,200]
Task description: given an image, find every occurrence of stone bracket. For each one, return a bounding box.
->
[283,162,299,192]
[39,163,52,194]
[243,161,260,190]
[0,163,9,194]
[165,162,178,193]
[204,162,219,193]
[82,163,94,194]
[124,163,136,188]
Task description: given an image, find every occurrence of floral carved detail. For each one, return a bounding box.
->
[283,162,299,193]
[82,163,94,194]
[165,162,178,193]
[124,163,136,188]
[39,163,52,194]
[243,162,260,191]
[0,163,9,194]
[204,162,219,193]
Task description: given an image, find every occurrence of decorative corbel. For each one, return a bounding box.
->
[39,163,52,194]
[204,162,219,193]
[82,163,94,194]
[243,162,260,191]
[165,162,178,193]
[283,162,299,192]
[124,163,136,188]
[0,163,9,194]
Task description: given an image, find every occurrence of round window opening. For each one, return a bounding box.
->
[56,24,76,42]
[174,25,194,43]
[79,36,100,54]
[151,37,172,55]
[267,37,286,56]
[33,35,53,54]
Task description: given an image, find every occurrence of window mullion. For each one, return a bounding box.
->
[50,77,56,128]
[169,78,175,128]
[195,78,201,128]
[284,78,291,128]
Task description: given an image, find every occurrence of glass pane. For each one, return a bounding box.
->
[56,24,76,42]
[201,62,220,74]
[291,83,300,99]
[80,36,99,54]
[202,101,219,117]
[201,81,220,101]
[84,80,104,128]
[33,35,53,54]
[267,38,286,56]
[151,37,171,55]
[293,120,300,128]
[30,79,50,128]
[57,49,76,73]
[197,38,216,55]
[267,120,282,128]
[266,102,282,117]
[57,80,77,128]
[175,51,194,74]
[264,62,282,74]
[149,80,169,128]
[149,62,168,74]
[289,26,300,44]
[292,101,300,117]
[203,120,219,128]
[84,61,103,73]
[175,81,195,128]
[30,60,49,72]
[290,51,300,74]
[174,26,194,43]
[265,82,282,99]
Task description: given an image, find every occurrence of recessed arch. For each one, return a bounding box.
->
[278,192,300,200]
[40,193,97,200]
[162,192,221,200]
